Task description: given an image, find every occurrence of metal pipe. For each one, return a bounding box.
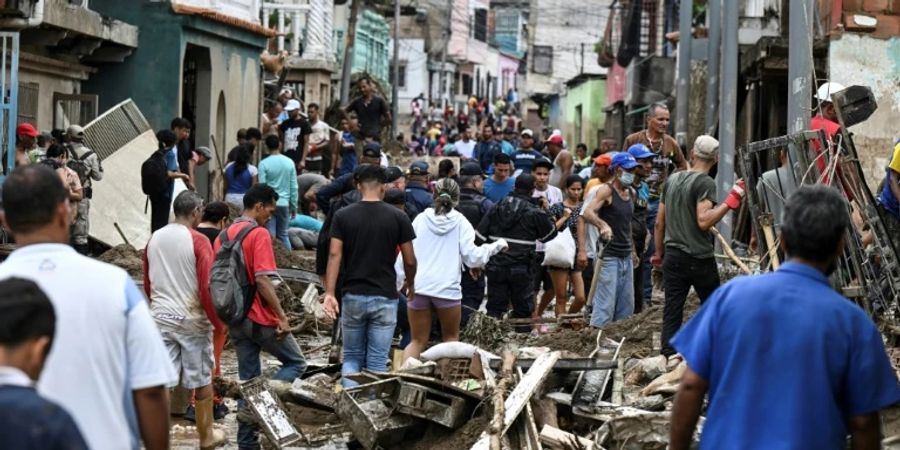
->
[787,0,814,140]
[391,0,400,138]
[705,0,720,133]
[716,0,738,242]
[675,0,693,148]
[339,0,361,105]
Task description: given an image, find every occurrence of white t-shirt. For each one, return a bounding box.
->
[581,185,602,259]
[146,223,216,335]
[308,120,330,159]
[0,244,177,450]
[454,139,476,159]
[532,186,563,252]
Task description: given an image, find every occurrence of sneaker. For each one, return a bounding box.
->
[183,404,196,423]
[213,402,230,421]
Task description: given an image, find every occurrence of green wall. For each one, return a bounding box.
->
[564,77,607,150]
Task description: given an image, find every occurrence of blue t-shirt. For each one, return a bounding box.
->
[672,262,900,449]
[878,142,900,216]
[164,147,179,197]
[225,163,257,195]
[512,149,544,175]
[483,177,515,203]
[500,140,515,156]
[289,214,323,232]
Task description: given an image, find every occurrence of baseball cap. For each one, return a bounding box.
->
[521,129,534,138]
[284,99,301,112]
[384,166,404,183]
[533,157,554,171]
[627,144,655,160]
[408,160,429,176]
[16,123,38,138]
[460,162,485,178]
[593,152,616,166]
[693,135,719,161]
[66,125,85,138]
[362,142,382,158]
[546,135,564,146]
[194,146,212,159]
[610,152,638,170]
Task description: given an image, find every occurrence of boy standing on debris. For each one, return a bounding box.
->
[322,165,416,385]
[143,191,225,449]
[670,185,900,449]
[259,135,299,249]
[651,135,746,358]
[215,184,307,449]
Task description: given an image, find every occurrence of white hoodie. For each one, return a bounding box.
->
[396,208,506,300]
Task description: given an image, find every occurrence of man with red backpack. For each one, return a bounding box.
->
[212,184,306,450]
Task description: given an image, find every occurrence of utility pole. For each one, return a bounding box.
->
[717,0,738,243]
[391,0,400,138]
[340,0,361,105]
[787,0,814,139]
[705,0,720,133]
[438,4,451,109]
[674,0,692,149]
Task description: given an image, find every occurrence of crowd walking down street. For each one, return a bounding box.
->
[1,46,900,450]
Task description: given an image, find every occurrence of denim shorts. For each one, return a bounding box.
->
[407,294,460,311]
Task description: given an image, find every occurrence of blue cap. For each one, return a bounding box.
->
[408,160,429,176]
[610,152,638,170]
[627,143,655,160]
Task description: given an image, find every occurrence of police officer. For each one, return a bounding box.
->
[405,160,432,220]
[67,125,102,255]
[477,174,556,331]
[456,162,494,326]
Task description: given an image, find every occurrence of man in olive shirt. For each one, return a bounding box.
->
[624,103,687,304]
[651,135,745,358]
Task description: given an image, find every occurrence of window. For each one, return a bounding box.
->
[397,62,407,88]
[17,82,39,125]
[54,93,98,130]
[474,8,487,42]
[462,74,473,96]
[532,45,552,75]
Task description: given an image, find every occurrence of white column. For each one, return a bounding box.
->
[261,7,269,26]
[303,0,328,60]
[292,12,302,54]
[277,8,285,52]
[323,0,335,62]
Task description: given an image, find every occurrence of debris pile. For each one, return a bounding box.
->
[97,244,143,277]
[272,241,316,271]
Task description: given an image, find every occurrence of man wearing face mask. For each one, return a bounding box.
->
[650,135,746,359]
[578,152,638,327]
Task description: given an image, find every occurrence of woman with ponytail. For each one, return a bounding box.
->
[396,178,508,363]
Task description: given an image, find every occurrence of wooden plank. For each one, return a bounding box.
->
[517,366,542,450]
[489,358,617,372]
[471,352,561,450]
[595,338,625,408]
[539,425,594,449]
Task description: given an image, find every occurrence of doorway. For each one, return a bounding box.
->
[182,44,212,199]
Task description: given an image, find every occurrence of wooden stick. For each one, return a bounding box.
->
[761,223,780,270]
[710,227,752,275]
[113,222,131,247]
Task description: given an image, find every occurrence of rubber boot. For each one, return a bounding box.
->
[196,397,226,449]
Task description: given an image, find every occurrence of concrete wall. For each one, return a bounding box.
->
[18,67,80,131]
[562,78,606,149]
[498,53,519,94]
[829,34,900,185]
[398,38,428,115]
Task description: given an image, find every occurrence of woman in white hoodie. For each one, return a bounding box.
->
[398,178,507,363]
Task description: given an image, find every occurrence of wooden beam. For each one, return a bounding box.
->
[538,425,593,449]
[471,352,561,450]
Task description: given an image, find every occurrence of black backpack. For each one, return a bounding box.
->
[67,145,95,186]
[141,150,169,197]
[209,225,259,326]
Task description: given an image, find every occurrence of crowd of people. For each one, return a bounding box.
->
[3,78,900,450]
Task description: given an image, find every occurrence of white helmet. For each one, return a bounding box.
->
[815,82,846,103]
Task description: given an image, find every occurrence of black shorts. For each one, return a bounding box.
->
[532,252,553,293]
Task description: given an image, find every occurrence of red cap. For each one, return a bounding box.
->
[16,123,38,138]
[546,134,564,146]
[593,152,614,166]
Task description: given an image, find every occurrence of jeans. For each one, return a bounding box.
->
[661,247,720,356]
[460,269,486,327]
[590,255,634,327]
[485,264,533,332]
[642,199,659,303]
[266,205,291,249]
[149,194,171,233]
[341,294,398,387]
[230,318,307,449]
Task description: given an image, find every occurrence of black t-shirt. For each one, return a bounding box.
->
[197,226,221,245]
[279,118,313,156]
[330,200,415,298]
[347,96,388,139]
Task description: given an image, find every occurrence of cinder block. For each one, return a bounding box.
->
[863,0,889,12]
